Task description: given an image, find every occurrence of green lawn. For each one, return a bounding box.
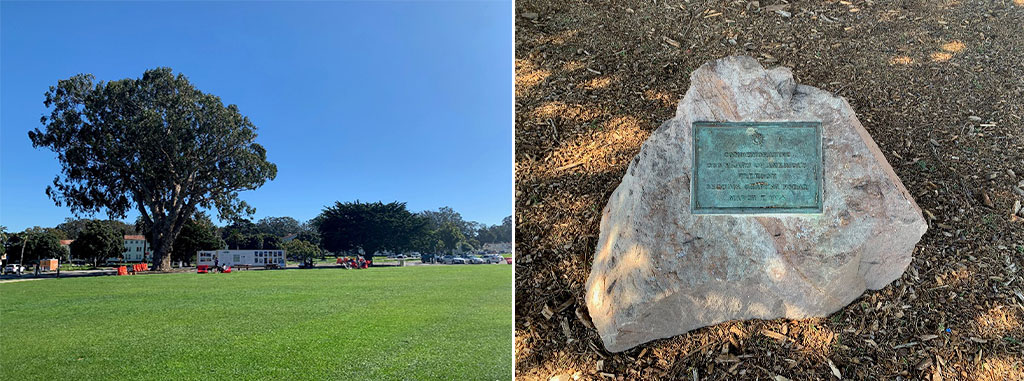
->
[0,265,512,380]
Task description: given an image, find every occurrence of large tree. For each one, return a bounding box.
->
[29,68,277,270]
[69,220,123,266]
[314,201,428,260]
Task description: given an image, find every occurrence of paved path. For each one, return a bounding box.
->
[0,278,43,284]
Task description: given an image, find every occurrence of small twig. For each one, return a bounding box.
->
[548,118,559,142]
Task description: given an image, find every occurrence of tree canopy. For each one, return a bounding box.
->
[282,239,319,266]
[216,220,284,250]
[29,68,277,270]
[476,215,513,244]
[220,220,257,250]
[314,201,428,260]
[56,218,134,240]
[255,216,301,237]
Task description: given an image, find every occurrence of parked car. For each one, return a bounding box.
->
[466,256,485,264]
[451,257,468,264]
[3,264,25,275]
[440,255,456,264]
[482,254,504,264]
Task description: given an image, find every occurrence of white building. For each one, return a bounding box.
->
[64,235,152,263]
[121,235,151,262]
[197,249,286,268]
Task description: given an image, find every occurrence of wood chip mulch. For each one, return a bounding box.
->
[515,1,1024,380]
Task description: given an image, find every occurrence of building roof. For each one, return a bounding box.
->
[124,235,147,241]
[282,233,298,241]
[60,240,74,245]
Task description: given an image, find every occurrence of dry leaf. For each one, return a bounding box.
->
[763,4,790,12]
[542,304,554,319]
[761,329,794,342]
[575,307,595,329]
[827,359,842,379]
[982,192,995,208]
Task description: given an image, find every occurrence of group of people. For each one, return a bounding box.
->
[338,257,370,269]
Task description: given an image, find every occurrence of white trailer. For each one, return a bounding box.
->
[197,249,287,269]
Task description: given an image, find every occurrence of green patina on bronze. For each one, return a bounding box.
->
[691,121,823,214]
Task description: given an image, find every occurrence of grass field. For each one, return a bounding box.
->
[0,265,512,380]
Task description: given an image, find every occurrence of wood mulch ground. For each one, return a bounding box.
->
[515,1,1024,379]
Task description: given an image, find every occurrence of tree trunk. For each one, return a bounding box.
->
[147,206,193,272]
[151,235,174,271]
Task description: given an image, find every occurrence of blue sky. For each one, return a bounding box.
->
[0,1,512,231]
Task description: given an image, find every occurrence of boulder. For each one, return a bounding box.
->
[584,56,927,353]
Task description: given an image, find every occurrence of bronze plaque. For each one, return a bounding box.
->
[691,121,823,214]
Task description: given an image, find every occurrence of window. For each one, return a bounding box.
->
[137,247,141,252]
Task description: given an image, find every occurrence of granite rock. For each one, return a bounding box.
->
[584,56,927,353]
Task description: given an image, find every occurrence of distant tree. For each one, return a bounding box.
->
[223,231,246,250]
[0,226,7,259]
[419,207,476,240]
[282,239,318,267]
[57,218,133,240]
[221,220,258,249]
[69,220,123,266]
[41,227,68,241]
[8,229,66,265]
[435,222,467,254]
[498,215,513,242]
[29,68,277,271]
[476,226,496,245]
[242,234,264,250]
[261,234,282,250]
[172,215,223,266]
[296,220,321,247]
[314,201,429,261]
[255,216,301,237]
[55,218,89,239]
[410,229,442,254]
[476,215,513,245]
